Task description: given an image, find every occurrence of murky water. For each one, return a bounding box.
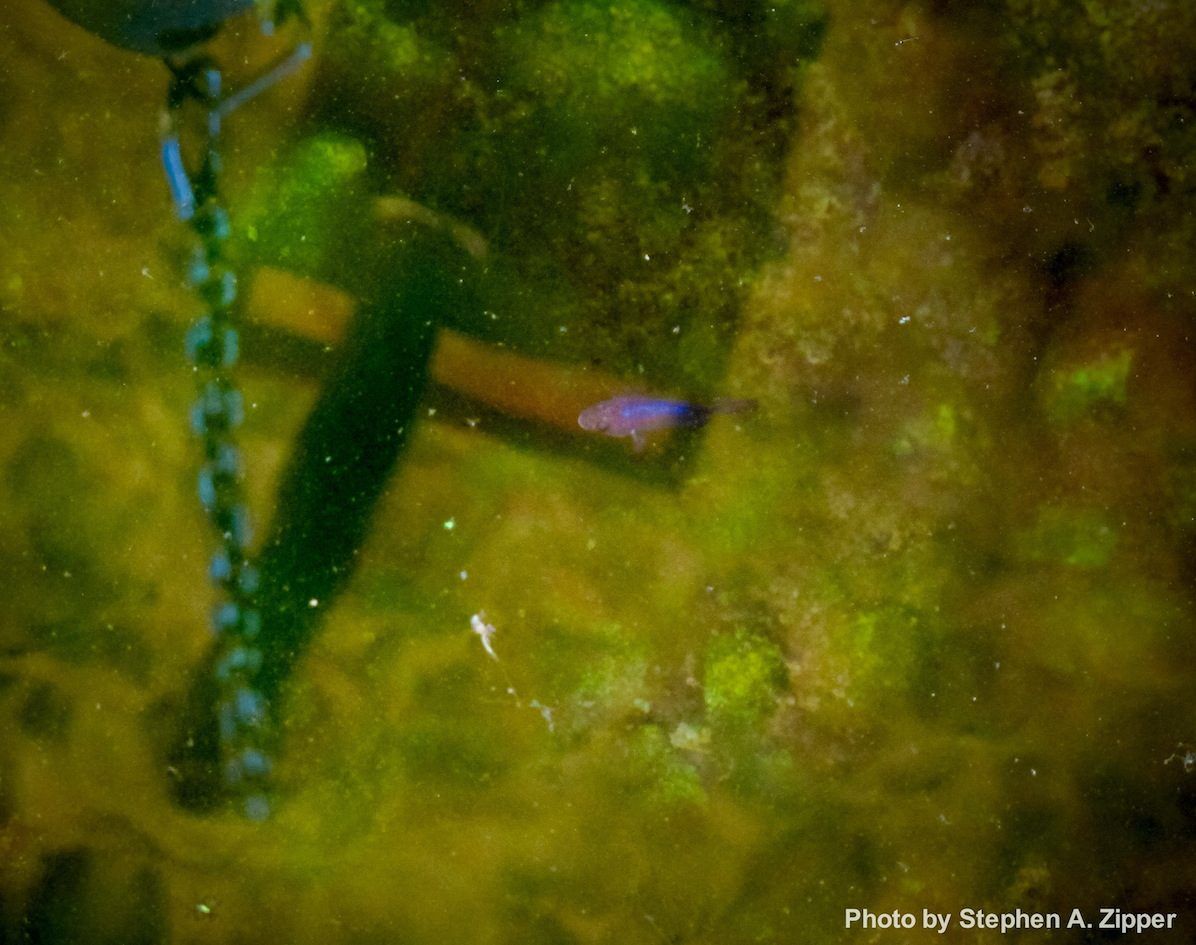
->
[2,1,1195,942]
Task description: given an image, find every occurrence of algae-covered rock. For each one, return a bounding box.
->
[986,1,1196,271]
[626,723,706,806]
[499,0,732,179]
[703,627,787,728]
[328,0,452,85]
[1043,349,1132,424]
[1020,506,1117,569]
[568,625,653,728]
[298,0,826,383]
[824,607,928,708]
[237,133,371,285]
[1166,447,1196,534]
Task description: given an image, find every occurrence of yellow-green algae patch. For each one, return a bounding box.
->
[703,627,787,728]
[624,723,706,807]
[1020,505,1118,569]
[238,134,371,276]
[1044,349,1133,423]
[330,0,451,81]
[2,0,1196,942]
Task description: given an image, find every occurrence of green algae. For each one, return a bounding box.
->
[813,606,938,713]
[17,680,73,742]
[397,718,511,788]
[625,723,706,806]
[569,628,653,723]
[703,627,787,728]
[1166,449,1196,533]
[330,0,450,82]
[238,134,371,281]
[2,0,1196,942]
[1044,349,1133,423]
[892,402,965,458]
[1021,506,1118,568]
[500,0,730,170]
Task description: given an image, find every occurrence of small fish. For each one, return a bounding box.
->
[578,395,756,450]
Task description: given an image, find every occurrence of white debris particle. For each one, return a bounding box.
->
[471,612,498,660]
[1164,746,1196,773]
[529,699,555,732]
[669,722,709,752]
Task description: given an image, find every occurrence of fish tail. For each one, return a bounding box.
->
[710,397,757,416]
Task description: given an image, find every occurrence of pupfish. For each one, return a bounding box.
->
[578,395,755,449]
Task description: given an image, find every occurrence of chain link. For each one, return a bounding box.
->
[167,59,273,821]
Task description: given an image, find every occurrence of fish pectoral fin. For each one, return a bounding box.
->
[630,429,645,452]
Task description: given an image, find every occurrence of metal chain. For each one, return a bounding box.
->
[166,58,273,821]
